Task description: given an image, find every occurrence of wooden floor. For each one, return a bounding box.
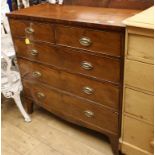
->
[2,99,113,155]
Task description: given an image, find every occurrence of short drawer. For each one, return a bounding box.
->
[127,33,154,63]
[123,116,154,153]
[23,80,119,134]
[9,19,54,43]
[15,39,121,84]
[55,25,122,57]
[125,59,154,92]
[18,59,120,110]
[124,88,154,124]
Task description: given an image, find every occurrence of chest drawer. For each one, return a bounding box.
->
[9,19,54,43]
[23,80,119,134]
[55,25,122,57]
[124,88,154,124]
[125,59,154,92]
[123,116,154,154]
[18,59,119,110]
[15,39,121,84]
[127,33,154,64]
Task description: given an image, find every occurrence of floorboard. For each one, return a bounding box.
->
[2,99,113,155]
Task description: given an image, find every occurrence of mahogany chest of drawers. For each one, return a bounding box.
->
[7,4,139,154]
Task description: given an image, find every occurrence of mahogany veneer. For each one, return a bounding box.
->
[7,4,140,154]
[63,0,153,10]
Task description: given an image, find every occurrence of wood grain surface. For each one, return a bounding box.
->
[64,0,153,10]
[7,4,140,31]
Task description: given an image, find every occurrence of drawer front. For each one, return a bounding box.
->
[124,88,154,124]
[55,25,122,57]
[121,142,153,155]
[23,80,119,134]
[14,39,58,64]
[15,39,121,83]
[127,33,154,63]
[125,59,154,92]
[123,116,154,153]
[9,19,54,43]
[18,59,120,110]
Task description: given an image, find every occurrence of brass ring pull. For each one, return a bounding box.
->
[25,27,34,34]
[31,49,38,56]
[84,110,94,118]
[79,37,92,47]
[32,71,42,78]
[81,61,93,70]
[83,86,94,95]
[37,92,45,99]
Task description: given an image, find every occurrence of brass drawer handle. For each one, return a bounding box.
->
[79,37,92,47]
[37,92,45,99]
[32,71,42,78]
[84,110,94,118]
[81,61,93,70]
[25,27,34,34]
[31,49,38,56]
[83,86,94,95]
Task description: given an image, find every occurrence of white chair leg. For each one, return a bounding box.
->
[13,93,31,123]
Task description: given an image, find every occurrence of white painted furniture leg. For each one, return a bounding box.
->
[13,93,31,123]
[1,5,31,123]
[1,51,31,123]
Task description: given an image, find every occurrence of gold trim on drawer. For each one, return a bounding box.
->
[30,49,38,56]
[84,110,94,118]
[32,71,42,78]
[83,86,94,95]
[79,37,92,47]
[81,61,93,70]
[25,27,34,34]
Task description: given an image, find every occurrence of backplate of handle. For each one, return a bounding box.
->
[25,27,34,34]
[83,86,94,95]
[31,49,38,56]
[37,92,45,99]
[84,110,94,118]
[32,71,42,78]
[79,37,92,47]
[81,61,93,70]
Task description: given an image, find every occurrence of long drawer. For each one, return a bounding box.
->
[9,19,55,43]
[125,59,154,92]
[127,33,154,64]
[126,27,154,64]
[23,79,119,134]
[55,25,122,57]
[124,87,154,124]
[122,116,154,154]
[18,58,120,110]
[14,39,121,84]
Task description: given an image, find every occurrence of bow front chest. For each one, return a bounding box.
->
[7,4,139,154]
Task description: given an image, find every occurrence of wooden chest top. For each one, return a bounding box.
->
[6,3,140,30]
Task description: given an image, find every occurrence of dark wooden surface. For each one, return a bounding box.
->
[18,58,120,110]
[55,25,122,57]
[14,38,121,84]
[64,0,153,10]
[9,19,55,43]
[7,4,140,31]
[23,79,119,135]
